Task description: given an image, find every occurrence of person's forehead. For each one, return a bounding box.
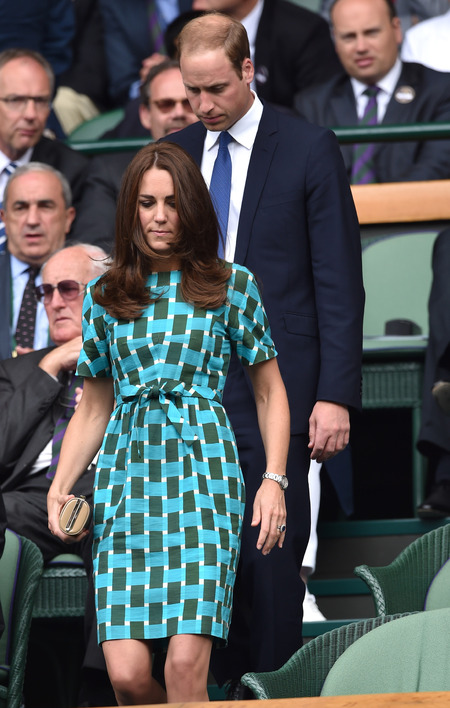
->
[43,249,88,280]
[0,57,50,89]
[150,68,186,99]
[182,48,235,83]
[8,172,64,203]
[332,0,390,28]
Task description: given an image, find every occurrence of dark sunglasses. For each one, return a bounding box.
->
[152,98,193,113]
[35,280,85,305]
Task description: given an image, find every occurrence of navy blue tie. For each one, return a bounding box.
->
[209,131,232,258]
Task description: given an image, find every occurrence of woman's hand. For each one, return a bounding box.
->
[251,477,287,555]
[47,491,90,544]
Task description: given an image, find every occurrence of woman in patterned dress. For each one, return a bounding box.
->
[48,142,290,705]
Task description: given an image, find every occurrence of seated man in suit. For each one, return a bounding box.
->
[0,48,89,250]
[417,227,450,518]
[295,0,450,183]
[71,59,199,250]
[0,162,76,361]
[0,165,80,528]
[0,242,113,705]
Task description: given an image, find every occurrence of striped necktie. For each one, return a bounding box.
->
[15,266,39,349]
[148,0,165,54]
[47,373,81,480]
[351,86,381,185]
[0,162,18,252]
[209,132,233,259]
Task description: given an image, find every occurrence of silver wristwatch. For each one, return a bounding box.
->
[262,472,288,490]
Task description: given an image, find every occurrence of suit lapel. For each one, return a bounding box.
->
[330,80,358,172]
[235,106,278,264]
[382,63,420,125]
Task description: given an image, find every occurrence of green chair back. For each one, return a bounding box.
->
[424,558,450,611]
[0,532,43,708]
[362,232,436,337]
[67,109,125,141]
[321,608,450,695]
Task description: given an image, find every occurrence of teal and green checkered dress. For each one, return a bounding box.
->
[77,263,276,646]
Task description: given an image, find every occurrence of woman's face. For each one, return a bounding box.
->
[138,166,181,268]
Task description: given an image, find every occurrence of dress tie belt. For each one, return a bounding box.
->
[117,383,218,457]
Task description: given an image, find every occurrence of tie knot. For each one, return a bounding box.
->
[364,85,380,99]
[26,266,39,282]
[218,131,232,149]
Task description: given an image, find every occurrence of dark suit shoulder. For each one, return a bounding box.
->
[32,136,89,171]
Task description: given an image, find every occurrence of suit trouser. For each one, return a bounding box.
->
[2,466,106,672]
[210,366,310,684]
[418,228,450,481]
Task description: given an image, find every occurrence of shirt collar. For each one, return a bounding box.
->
[204,91,264,153]
[350,57,403,101]
[0,147,33,173]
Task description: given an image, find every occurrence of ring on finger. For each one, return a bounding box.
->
[276,524,286,533]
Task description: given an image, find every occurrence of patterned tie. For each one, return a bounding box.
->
[209,132,233,258]
[148,0,165,54]
[351,86,381,185]
[15,266,39,349]
[0,162,18,252]
[47,374,81,480]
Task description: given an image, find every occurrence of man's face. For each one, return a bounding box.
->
[139,68,198,140]
[332,0,402,84]
[0,58,51,160]
[41,247,92,345]
[181,47,254,132]
[1,171,75,266]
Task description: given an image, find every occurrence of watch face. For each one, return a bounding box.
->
[280,476,288,490]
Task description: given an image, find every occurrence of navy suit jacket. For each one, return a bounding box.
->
[253,0,342,109]
[165,105,365,434]
[0,252,14,361]
[295,62,450,182]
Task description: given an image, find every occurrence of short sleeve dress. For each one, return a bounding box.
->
[77,263,277,648]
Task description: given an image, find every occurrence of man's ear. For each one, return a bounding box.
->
[139,104,152,132]
[242,58,254,86]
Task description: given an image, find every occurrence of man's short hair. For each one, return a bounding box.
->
[140,59,182,107]
[3,162,72,210]
[0,48,55,95]
[178,13,250,79]
[330,0,397,21]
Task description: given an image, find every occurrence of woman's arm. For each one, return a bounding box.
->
[47,376,114,542]
[247,357,290,556]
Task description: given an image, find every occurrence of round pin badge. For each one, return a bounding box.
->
[394,85,415,104]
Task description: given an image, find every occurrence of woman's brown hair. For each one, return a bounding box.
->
[94,142,229,319]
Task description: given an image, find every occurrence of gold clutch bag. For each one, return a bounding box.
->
[59,495,92,536]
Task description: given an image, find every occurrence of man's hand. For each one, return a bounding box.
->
[308,401,349,463]
[251,478,287,555]
[38,336,82,378]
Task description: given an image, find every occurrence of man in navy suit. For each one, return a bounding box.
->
[164,12,365,695]
[295,0,450,183]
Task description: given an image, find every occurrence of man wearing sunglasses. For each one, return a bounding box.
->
[0,242,113,706]
[0,162,76,361]
[71,59,199,250]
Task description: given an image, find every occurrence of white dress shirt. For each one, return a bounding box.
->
[401,10,450,72]
[351,58,403,123]
[201,92,264,262]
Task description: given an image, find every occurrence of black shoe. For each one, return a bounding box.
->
[432,381,450,416]
[224,679,254,700]
[417,481,450,519]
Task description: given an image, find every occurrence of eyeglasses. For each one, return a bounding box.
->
[35,280,85,305]
[151,98,193,113]
[0,95,52,113]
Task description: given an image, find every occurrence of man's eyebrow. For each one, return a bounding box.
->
[12,198,57,208]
